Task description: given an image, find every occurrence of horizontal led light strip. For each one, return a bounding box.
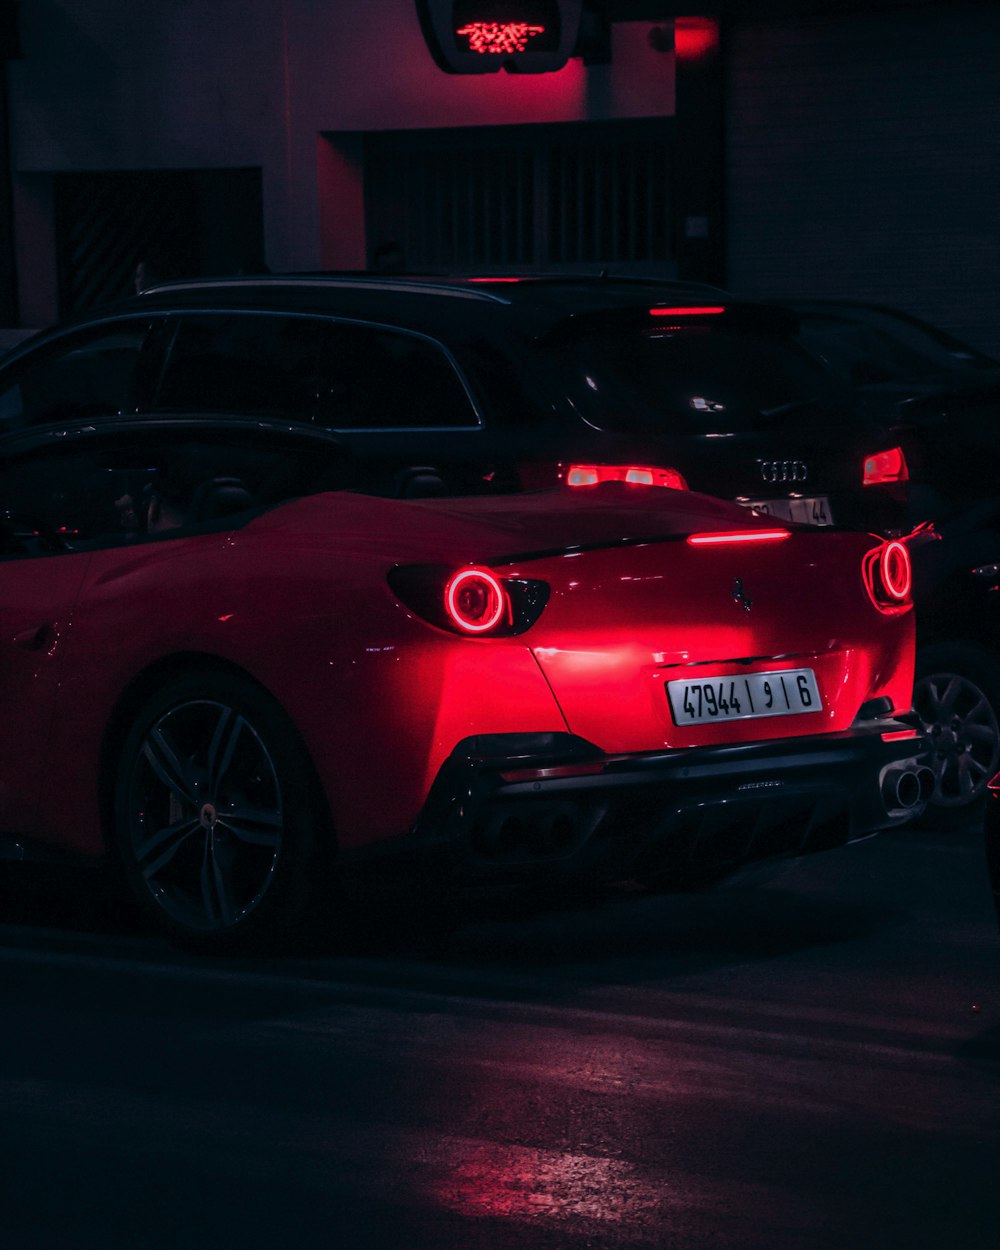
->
[649,306,726,316]
[687,529,791,545]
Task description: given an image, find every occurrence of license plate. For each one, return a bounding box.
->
[739,496,833,526]
[667,667,822,725]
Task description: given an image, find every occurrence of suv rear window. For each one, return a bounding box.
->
[545,316,852,434]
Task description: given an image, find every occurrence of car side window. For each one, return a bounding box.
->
[153,314,328,421]
[0,319,161,433]
[0,428,350,558]
[314,324,480,430]
[0,445,135,556]
[153,313,480,431]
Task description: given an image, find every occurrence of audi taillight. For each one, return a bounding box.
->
[565,464,689,490]
[388,564,549,637]
[863,446,909,485]
[863,538,913,610]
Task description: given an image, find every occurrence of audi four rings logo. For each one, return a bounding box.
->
[759,459,809,484]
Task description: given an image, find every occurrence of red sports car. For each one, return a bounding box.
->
[0,418,930,948]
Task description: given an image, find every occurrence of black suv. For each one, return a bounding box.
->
[0,274,908,530]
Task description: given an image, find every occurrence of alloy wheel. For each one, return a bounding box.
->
[914,671,1000,809]
[123,698,285,932]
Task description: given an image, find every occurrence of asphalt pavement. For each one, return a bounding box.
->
[0,820,997,1249]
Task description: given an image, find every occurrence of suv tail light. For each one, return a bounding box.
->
[863,446,909,485]
[863,538,912,610]
[388,564,550,637]
[565,464,689,489]
[649,305,725,316]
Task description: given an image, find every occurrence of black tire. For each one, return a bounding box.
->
[112,670,332,950]
[913,641,1000,826]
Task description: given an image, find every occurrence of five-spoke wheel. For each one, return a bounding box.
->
[114,672,325,948]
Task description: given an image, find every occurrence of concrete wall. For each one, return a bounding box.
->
[727,6,1000,356]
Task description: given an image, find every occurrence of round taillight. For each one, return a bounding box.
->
[880,539,912,601]
[444,567,508,634]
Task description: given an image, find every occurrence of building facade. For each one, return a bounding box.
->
[4,1,999,355]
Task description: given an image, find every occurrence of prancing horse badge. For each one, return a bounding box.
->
[732,577,752,612]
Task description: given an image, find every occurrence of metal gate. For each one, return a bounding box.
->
[364,118,674,273]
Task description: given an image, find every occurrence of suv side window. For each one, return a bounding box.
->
[315,323,480,430]
[0,319,162,432]
[153,314,328,421]
[153,313,480,430]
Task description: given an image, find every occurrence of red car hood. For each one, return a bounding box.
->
[245,484,777,563]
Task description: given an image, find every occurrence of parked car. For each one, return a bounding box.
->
[753,296,1000,819]
[778,298,1000,527]
[0,416,929,947]
[910,505,1000,819]
[0,274,911,532]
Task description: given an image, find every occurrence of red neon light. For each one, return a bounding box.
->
[445,567,508,633]
[881,729,918,742]
[650,305,725,316]
[457,22,545,54]
[467,276,523,283]
[881,539,912,601]
[674,17,719,59]
[687,529,791,546]
[863,446,909,486]
[566,464,689,490]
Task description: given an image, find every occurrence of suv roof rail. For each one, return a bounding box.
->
[138,274,514,305]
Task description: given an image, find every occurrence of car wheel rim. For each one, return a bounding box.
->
[125,699,284,932]
[914,671,1000,808]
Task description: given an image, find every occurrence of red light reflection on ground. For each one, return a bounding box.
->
[428,1141,657,1223]
[457,22,545,54]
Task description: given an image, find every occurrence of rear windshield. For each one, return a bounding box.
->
[544,319,854,434]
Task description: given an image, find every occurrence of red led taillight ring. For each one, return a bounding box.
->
[444,567,508,634]
[880,539,912,601]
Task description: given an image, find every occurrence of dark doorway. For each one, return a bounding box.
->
[54,168,265,315]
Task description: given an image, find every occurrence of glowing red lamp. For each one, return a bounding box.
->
[565,464,689,489]
[674,17,719,59]
[417,0,581,73]
[687,529,791,546]
[863,446,909,486]
[649,305,725,317]
[445,567,509,633]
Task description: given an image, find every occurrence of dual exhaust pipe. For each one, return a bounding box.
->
[881,763,935,813]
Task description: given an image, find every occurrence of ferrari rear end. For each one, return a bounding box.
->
[382,495,931,888]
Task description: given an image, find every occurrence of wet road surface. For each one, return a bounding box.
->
[1,822,998,1249]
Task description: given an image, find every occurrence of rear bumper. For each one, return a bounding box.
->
[351,723,931,887]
